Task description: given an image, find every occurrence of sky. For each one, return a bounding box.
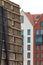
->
[10,0,43,14]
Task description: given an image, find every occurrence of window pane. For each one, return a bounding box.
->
[27,45,30,50]
[2,1,4,6]
[0,7,2,15]
[36,46,39,50]
[41,53,43,58]
[36,61,39,65]
[41,61,43,65]
[27,60,30,65]
[36,54,39,58]
[36,29,39,35]
[41,45,43,50]
[40,22,43,26]
[22,35,24,43]
[27,53,30,58]
[36,15,40,19]
[11,5,14,10]
[20,15,24,23]
[27,29,30,35]
[40,29,43,35]
[21,30,24,35]
[27,37,31,43]
[36,35,42,44]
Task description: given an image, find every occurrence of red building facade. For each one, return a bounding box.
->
[34,15,43,65]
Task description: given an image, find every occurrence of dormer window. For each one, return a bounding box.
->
[36,15,40,19]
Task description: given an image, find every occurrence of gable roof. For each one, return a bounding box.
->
[25,12,42,26]
[32,14,42,23]
[25,12,34,25]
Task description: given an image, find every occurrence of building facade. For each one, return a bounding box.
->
[0,0,23,65]
[21,10,33,65]
[34,14,43,65]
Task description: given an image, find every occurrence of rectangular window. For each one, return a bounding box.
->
[27,53,30,58]
[40,45,43,50]
[36,29,39,35]
[41,53,43,58]
[11,5,14,10]
[27,37,31,43]
[27,60,30,65]
[27,29,30,35]
[21,30,24,35]
[36,46,39,50]
[0,7,2,15]
[36,54,39,58]
[36,35,42,44]
[40,22,43,26]
[20,15,24,23]
[41,61,43,65]
[21,30,24,43]
[36,61,39,65]
[12,21,14,26]
[2,1,4,6]
[3,9,7,17]
[27,45,30,50]
[40,29,43,35]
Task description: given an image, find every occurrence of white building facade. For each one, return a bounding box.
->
[21,10,33,65]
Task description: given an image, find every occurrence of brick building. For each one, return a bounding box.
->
[34,14,43,65]
[0,0,22,65]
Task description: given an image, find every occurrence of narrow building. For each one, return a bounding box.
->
[21,10,34,65]
[0,0,23,65]
[34,14,43,65]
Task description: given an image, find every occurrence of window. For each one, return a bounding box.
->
[14,37,16,43]
[27,37,31,43]
[40,45,43,50]
[41,53,43,58]
[36,54,39,58]
[0,7,2,15]
[36,15,40,19]
[27,53,30,58]
[36,61,39,65]
[40,29,43,35]
[11,5,14,10]
[40,22,43,26]
[8,43,10,50]
[12,21,14,26]
[3,9,7,17]
[27,45,30,50]
[36,35,42,44]
[36,29,39,35]
[41,61,43,65]
[20,15,24,23]
[36,46,39,50]
[27,60,30,65]
[12,14,15,19]
[27,29,30,35]
[0,32,2,39]
[21,30,24,43]
[2,1,4,6]
[21,30,24,35]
